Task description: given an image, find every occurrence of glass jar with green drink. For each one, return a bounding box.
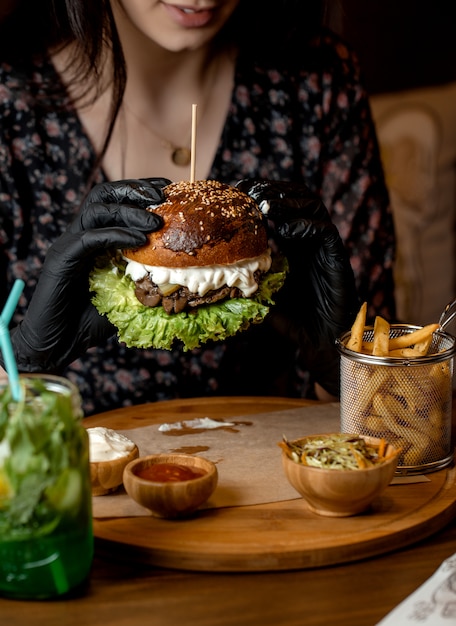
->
[0,374,93,599]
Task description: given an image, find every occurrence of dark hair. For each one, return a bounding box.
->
[0,0,329,170]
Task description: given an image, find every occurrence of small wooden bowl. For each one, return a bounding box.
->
[281,434,399,517]
[90,445,139,496]
[123,453,218,519]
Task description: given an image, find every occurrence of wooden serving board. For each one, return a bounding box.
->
[85,397,456,572]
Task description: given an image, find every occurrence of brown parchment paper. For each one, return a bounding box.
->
[92,402,342,518]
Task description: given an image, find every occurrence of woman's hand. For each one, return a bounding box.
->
[236,179,360,397]
[6,178,170,373]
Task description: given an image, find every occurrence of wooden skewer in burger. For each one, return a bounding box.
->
[89,106,288,351]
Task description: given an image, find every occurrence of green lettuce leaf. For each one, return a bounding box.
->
[89,253,288,351]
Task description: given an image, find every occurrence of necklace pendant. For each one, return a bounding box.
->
[172,147,192,167]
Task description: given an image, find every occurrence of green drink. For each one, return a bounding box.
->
[0,375,93,599]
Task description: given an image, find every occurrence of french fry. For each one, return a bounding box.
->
[385,370,406,397]
[388,323,439,351]
[365,414,387,434]
[372,316,390,356]
[402,430,431,464]
[361,340,373,354]
[372,392,406,421]
[404,363,451,403]
[346,301,367,352]
[388,347,424,357]
[354,367,392,415]
[413,334,433,356]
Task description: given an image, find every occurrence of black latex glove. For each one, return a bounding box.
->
[4,178,170,374]
[236,179,360,397]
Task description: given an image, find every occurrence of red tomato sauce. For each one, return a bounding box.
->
[136,462,207,482]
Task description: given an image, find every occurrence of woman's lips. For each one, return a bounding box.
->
[162,4,215,28]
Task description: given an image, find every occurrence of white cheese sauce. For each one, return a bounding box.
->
[158,417,235,432]
[87,427,136,462]
[124,250,272,297]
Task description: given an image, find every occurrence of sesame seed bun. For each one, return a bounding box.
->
[123,180,268,268]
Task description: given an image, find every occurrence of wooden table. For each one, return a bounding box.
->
[2,396,456,626]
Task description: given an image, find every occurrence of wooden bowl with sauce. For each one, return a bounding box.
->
[123,453,218,519]
[88,427,140,496]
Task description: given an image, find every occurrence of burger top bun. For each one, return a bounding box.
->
[123,180,268,268]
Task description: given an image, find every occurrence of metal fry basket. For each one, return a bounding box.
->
[336,324,456,475]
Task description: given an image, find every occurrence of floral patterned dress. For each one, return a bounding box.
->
[0,31,396,415]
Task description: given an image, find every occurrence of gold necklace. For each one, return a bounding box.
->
[123,103,192,167]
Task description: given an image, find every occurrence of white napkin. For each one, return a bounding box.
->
[376,552,456,624]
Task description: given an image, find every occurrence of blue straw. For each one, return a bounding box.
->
[0,279,25,401]
[1,279,25,326]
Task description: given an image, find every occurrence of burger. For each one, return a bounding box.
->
[89,179,288,351]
